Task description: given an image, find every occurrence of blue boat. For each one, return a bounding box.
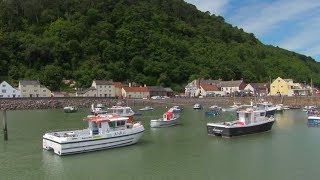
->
[205,111,220,116]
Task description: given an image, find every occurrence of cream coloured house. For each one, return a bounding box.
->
[122,87,149,99]
[18,80,51,97]
[92,80,115,97]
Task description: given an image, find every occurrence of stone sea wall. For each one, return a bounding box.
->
[0,96,320,110]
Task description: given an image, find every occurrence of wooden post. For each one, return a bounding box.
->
[2,110,8,141]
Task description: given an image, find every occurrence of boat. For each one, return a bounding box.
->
[307,115,320,126]
[168,106,183,113]
[193,104,203,110]
[139,106,154,111]
[150,111,180,128]
[133,111,142,116]
[209,105,222,111]
[207,109,275,137]
[303,106,317,112]
[91,104,108,115]
[205,110,220,116]
[63,106,78,113]
[255,102,277,117]
[108,105,135,122]
[222,102,241,112]
[43,114,144,155]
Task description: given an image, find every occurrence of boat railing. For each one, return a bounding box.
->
[45,128,84,134]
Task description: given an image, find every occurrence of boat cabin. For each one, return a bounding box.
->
[84,115,129,135]
[237,109,266,125]
[163,112,175,121]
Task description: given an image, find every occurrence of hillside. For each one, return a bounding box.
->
[1,0,320,91]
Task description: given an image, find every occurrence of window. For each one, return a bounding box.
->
[108,121,116,128]
[23,90,26,92]
[2,84,5,87]
[109,90,111,92]
[23,85,26,87]
[13,90,15,93]
[34,90,37,92]
[43,90,46,92]
[0,95,3,97]
[109,86,111,88]
[2,89,6,93]
[100,85,102,88]
[34,85,37,87]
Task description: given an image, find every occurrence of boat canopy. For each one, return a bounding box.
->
[164,111,174,121]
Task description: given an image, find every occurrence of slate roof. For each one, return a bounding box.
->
[19,80,40,86]
[250,83,269,89]
[147,86,166,92]
[77,87,96,94]
[164,87,173,92]
[94,80,114,85]
[220,80,244,87]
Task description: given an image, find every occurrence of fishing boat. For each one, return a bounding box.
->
[193,104,203,110]
[108,105,135,122]
[63,106,78,113]
[139,106,154,111]
[205,110,220,116]
[43,114,144,155]
[150,111,180,128]
[207,109,275,137]
[255,102,277,117]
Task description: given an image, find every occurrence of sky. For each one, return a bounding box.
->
[185,0,320,61]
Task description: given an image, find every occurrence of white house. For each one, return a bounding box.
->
[0,81,21,98]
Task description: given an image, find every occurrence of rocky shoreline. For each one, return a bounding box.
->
[0,96,319,110]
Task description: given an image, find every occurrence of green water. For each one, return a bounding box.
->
[0,107,319,180]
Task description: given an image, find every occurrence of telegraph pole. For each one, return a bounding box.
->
[2,109,8,141]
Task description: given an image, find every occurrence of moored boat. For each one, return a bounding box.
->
[207,109,275,137]
[255,102,277,117]
[307,116,320,126]
[168,106,183,113]
[150,111,180,128]
[193,104,203,110]
[63,106,78,113]
[108,105,135,122]
[139,106,154,111]
[43,115,144,155]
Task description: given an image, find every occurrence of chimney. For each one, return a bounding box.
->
[129,83,131,87]
[144,84,146,87]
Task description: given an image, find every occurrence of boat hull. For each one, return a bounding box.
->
[266,109,276,117]
[150,119,178,128]
[43,130,144,156]
[207,121,274,137]
[307,116,320,126]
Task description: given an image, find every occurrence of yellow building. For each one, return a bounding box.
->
[270,77,293,96]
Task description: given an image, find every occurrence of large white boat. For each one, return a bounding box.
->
[255,102,277,117]
[150,111,180,128]
[43,115,144,155]
[207,109,275,137]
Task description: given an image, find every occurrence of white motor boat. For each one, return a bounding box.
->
[139,106,154,111]
[63,106,78,113]
[150,111,180,128]
[43,115,144,155]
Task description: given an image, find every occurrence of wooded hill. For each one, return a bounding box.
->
[1,0,320,91]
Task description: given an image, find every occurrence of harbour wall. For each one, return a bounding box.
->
[0,96,319,110]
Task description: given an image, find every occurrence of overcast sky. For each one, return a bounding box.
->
[185,0,320,61]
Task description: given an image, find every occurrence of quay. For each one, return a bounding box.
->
[0,96,319,110]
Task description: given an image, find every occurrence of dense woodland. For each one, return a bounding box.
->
[1,0,320,92]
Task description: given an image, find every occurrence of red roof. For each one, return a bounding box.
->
[114,82,122,88]
[123,87,149,92]
[201,85,218,91]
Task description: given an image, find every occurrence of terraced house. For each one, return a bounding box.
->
[18,80,51,97]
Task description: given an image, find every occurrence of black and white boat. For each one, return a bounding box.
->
[207,109,275,137]
[255,102,277,117]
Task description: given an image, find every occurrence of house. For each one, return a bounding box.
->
[0,81,21,98]
[220,80,246,95]
[122,87,150,99]
[269,77,306,96]
[244,83,269,96]
[148,86,167,97]
[76,87,97,97]
[185,79,221,97]
[200,85,222,97]
[92,80,115,97]
[114,82,122,97]
[164,87,174,97]
[18,80,51,97]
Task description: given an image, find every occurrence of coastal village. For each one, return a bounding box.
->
[0,77,317,99]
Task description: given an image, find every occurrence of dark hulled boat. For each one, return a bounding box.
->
[207,109,275,137]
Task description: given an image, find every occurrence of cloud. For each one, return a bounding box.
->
[185,0,230,15]
[231,0,320,36]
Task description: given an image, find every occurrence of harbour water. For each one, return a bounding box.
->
[0,107,319,180]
